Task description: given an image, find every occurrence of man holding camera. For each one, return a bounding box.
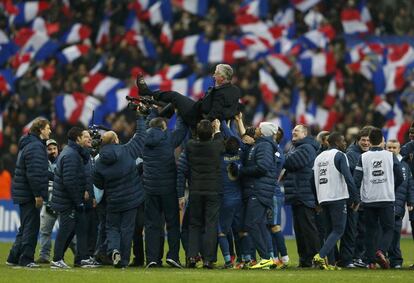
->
[93,111,146,268]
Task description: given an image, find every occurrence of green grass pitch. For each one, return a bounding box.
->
[1,239,414,283]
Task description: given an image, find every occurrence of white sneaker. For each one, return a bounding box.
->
[80,257,101,268]
[51,260,71,269]
[112,250,121,267]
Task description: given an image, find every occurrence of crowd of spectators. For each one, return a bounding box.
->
[1,0,414,184]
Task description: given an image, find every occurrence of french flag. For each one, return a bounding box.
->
[171,34,201,56]
[274,5,295,26]
[373,96,394,120]
[252,102,266,126]
[0,29,9,44]
[57,44,90,64]
[341,0,373,34]
[36,65,55,82]
[172,0,209,16]
[89,56,107,75]
[96,16,111,46]
[266,54,293,77]
[105,87,138,113]
[11,52,33,78]
[10,1,50,26]
[160,23,173,47]
[274,37,294,55]
[144,0,172,26]
[239,34,272,59]
[61,0,72,18]
[0,69,15,93]
[20,31,60,62]
[132,0,157,11]
[0,41,19,66]
[291,0,321,12]
[125,10,141,32]
[259,68,279,104]
[297,51,336,77]
[384,43,414,68]
[304,102,338,131]
[290,88,306,120]
[31,17,60,35]
[157,64,188,80]
[55,93,104,126]
[372,65,406,94]
[136,35,158,59]
[197,39,245,64]
[158,75,196,97]
[299,24,336,49]
[191,76,214,101]
[83,73,125,99]
[323,78,336,108]
[236,0,269,24]
[60,23,92,44]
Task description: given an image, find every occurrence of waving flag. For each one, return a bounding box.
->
[143,0,172,25]
[96,16,111,46]
[125,10,141,32]
[252,102,265,126]
[239,34,272,59]
[10,1,50,25]
[57,44,90,64]
[372,65,406,94]
[20,31,60,62]
[384,44,414,68]
[172,0,209,16]
[55,93,104,126]
[0,69,15,93]
[197,39,245,64]
[171,34,201,56]
[158,75,196,96]
[341,0,373,34]
[157,64,188,80]
[266,54,293,77]
[124,31,157,59]
[106,87,138,113]
[61,23,92,44]
[297,51,336,77]
[160,23,173,47]
[274,5,295,26]
[12,52,34,78]
[299,24,336,49]
[236,0,269,24]
[31,17,60,35]
[191,76,214,101]
[291,0,321,12]
[83,73,125,98]
[259,68,279,104]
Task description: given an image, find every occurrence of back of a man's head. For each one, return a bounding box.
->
[67,127,84,143]
[369,127,383,146]
[149,117,167,130]
[197,120,213,141]
[29,118,50,136]
[101,131,118,146]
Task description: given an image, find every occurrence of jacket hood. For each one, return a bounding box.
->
[294,136,319,150]
[18,134,42,150]
[145,128,166,147]
[99,144,119,165]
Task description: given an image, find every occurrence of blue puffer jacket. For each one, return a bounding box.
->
[346,143,364,174]
[176,150,189,199]
[222,153,242,204]
[240,136,278,208]
[283,136,319,208]
[12,134,48,204]
[143,116,187,195]
[401,140,414,177]
[51,141,90,212]
[94,118,146,212]
[395,158,414,217]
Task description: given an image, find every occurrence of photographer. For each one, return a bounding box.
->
[36,139,76,264]
[93,110,146,268]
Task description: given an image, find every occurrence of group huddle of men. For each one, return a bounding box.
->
[5,63,414,270]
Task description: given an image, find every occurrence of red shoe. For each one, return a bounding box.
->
[375,250,390,269]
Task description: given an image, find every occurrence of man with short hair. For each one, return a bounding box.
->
[51,128,98,268]
[36,140,76,264]
[94,114,146,268]
[283,124,320,268]
[7,118,51,268]
[354,128,403,269]
[136,64,241,126]
[312,132,360,270]
[385,139,414,268]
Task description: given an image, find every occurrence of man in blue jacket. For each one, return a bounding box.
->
[143,112,187,268]
[237,122,279,269]
[283,124,320,268]
[51,128,98,269]
[94,115,146,268]
[7,118,51,268]
[386,139,414,268]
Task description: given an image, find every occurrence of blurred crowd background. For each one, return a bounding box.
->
[1,0,414,192]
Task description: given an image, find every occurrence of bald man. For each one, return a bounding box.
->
[94,113,146,268]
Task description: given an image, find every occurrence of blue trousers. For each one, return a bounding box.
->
[338,204,358,266]
[388,216,403,267]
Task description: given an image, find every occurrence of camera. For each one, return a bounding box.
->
[88,124,110,157]
[126,95,155,115]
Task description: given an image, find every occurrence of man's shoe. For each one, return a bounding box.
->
[353,258,366,268]
[375,250,390,269]
[146,261,159,269]
[250,259,274,269]
[313,254,329,270]
[392,265,402,269]
[51,260,71,269]
[35,258,50,264]
[112,250,121,267]
[24,262,40,268]
[80,257,101,268]
[6,261,17,266]
[223,261,233,269]
[203,261,214,269]
[344,263,356,268]
[166,258,183,268]
[186,257,197,268]
[135,73,153,96]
